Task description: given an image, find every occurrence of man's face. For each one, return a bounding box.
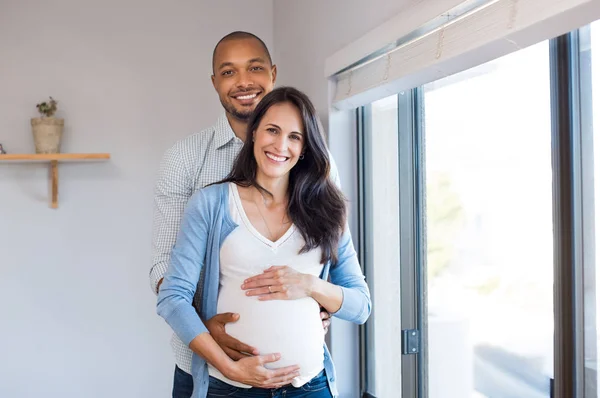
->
[212,38,277,121]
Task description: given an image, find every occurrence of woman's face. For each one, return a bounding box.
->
[253,102,305,182]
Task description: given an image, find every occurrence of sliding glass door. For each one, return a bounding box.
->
[358,23,600,398]
[422,41,554,398]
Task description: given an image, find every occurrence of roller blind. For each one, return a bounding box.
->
[327,0,600,110]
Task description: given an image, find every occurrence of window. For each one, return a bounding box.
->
[423,41,554,398]
[357,21,600,398]
[359,40,568,398]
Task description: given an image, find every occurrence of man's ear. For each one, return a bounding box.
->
[211,74,216,90]
[271,64,277,85]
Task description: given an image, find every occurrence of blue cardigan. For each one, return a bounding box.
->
[157,182,371,398]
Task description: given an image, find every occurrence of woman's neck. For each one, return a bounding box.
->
[255,175,289,206]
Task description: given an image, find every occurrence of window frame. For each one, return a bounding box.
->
[357,30,595,398]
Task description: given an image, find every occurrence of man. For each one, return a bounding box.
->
[150,31,336,398]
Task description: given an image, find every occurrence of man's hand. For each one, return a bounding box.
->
[321,309,331,335]
[204,312,259,360]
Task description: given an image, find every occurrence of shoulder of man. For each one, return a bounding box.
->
[164,124,219,160]
[157,122,222,181]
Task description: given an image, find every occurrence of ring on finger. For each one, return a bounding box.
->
[268,285,273,293]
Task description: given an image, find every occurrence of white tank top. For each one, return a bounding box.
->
[207,183,325,388]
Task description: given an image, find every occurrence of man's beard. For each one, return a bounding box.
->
[221,98,253,121]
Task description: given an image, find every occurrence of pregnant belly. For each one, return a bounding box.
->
[210,283,325,387]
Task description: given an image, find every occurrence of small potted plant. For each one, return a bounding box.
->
[31,96,64,154]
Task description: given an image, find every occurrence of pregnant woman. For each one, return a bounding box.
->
[157,87,371,398]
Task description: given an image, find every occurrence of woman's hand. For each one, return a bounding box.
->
[224,353,300,388]
[241,266,315,301]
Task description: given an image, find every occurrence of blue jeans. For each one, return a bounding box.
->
[173,365,194,398]
[207,370,332,398]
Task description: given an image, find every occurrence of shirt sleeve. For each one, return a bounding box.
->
[329,225,372,324]
[150,144,192,295]
[156,191,210,345]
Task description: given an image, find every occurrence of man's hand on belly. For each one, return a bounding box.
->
[204,312,260,360]
[321,309,331,335]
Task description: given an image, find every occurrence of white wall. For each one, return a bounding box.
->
[0,1,273,397]
[273,1,414,397]
[273,0,414,129]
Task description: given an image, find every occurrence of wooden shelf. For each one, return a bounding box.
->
[0,153,111,208]
[0,153,110,161]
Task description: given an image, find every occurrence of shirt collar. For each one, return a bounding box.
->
[214,112,238,149]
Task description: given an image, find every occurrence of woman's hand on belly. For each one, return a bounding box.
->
[242,266,344,316]
[225,353,301,389]
[241,266,315,301]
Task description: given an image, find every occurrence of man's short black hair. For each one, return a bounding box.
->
[212,31,273,74]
